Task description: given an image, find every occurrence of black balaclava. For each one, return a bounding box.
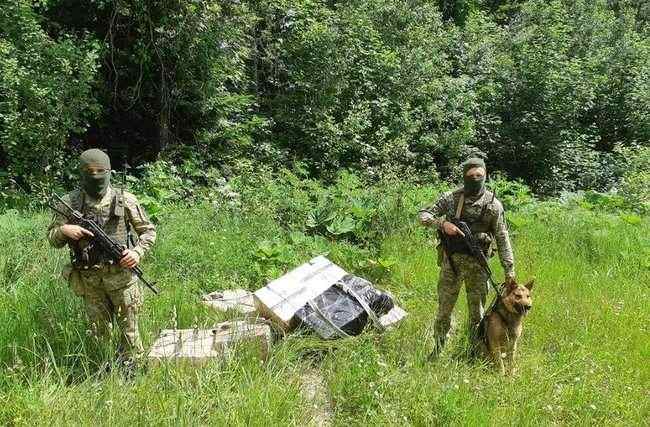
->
[79,149,111,198]
[461,157,486,196]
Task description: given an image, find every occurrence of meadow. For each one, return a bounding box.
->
[0,176,648,426]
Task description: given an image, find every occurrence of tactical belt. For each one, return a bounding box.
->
[72,260,120,271]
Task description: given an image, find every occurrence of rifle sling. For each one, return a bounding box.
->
[456,191,492,225]
[454,193,465,219]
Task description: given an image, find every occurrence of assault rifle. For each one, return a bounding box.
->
[48,193,160,295]
[438,219,501,296]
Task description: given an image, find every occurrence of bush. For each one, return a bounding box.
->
[3,0,649,199]
[233,167,446,249]
[0,1,100,204]
[488,173,535,211]
[125,159,239,222]
[475,0,648,193]
[618,146,650,213]
[251,0,479,179]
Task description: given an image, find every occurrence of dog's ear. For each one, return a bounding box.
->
[524,279,535,291]
[506,280,518,292]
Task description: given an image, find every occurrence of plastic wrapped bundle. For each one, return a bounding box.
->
[295,275,394,339]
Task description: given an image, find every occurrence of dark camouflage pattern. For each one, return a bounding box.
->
[419,187,514,276]
[47,186,155,359]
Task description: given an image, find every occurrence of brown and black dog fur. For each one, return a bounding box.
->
[481,279,534,375]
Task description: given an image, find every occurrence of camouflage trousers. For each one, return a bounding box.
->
[64,264,144,359]
[434,253,489,349]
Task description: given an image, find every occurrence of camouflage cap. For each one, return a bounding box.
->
[461,157,486,174]
[80,149,111,170]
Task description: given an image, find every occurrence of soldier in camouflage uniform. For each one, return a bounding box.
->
[419,157,515,357]
[47,149,156,364]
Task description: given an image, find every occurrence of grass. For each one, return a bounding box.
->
[0,188,648,426]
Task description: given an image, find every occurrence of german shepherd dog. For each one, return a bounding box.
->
[480,279,534,375]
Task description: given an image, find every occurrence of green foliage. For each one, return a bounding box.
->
[1,179,649,424]
[0,0,100,202]
[479,0,527,24]
[438,0,480,25]
[618,145,650,213]
[476,0,648,193]
[36,0,267,165]
[488,173,535,210]
[251,0,479,178]
[234,168,436,247]
[3,0,650,203]
[154,1,269,163]
[555,145,650,214]
[579,191,627,211]
[124,159,241,221]
[252,239,297,280]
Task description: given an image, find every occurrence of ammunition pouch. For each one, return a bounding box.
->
[438,224,493,258]
[438,222,472,255]
[443,234,472,255]
[70,238,107,268]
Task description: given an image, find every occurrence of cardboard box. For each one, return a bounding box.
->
[202,289,257,317]
[148,321,272,364]
[380,305,408,328]
[253,256,347,331]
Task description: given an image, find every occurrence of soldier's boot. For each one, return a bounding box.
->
[428,315,452,361]
[116,333,146,381]
[427,335,447,361]
[115,326,145,380]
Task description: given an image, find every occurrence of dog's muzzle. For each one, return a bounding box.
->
[515,304,532,314]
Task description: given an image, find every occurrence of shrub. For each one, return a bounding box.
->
[618,146,650,213]
[0,2,100,208]
[488,174,535,211]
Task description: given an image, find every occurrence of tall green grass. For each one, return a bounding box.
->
[0,187,648,425]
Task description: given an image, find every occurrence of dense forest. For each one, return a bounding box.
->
[1,0,649,199]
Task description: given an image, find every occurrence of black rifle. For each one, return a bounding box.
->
[438,219,501,297]
[48,193,160,295]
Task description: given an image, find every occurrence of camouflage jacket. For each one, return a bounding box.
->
[47,186,156,267]
[419,188,515,277]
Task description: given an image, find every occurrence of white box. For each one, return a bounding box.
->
[253,256,347,331]
[202,289,257,316]
[148,321,272,364]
